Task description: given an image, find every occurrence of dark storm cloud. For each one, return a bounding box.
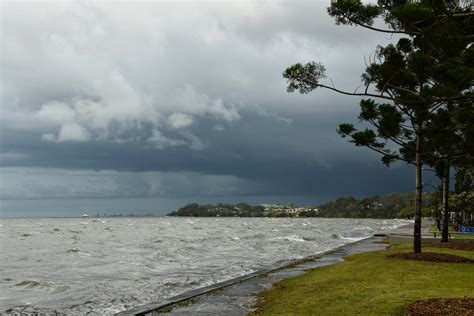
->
[0,1,424,204]
[0,107,422,200]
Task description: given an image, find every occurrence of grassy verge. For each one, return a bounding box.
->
[451,233,474,239]
[252,244,474,316]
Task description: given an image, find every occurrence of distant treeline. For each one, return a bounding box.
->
[167,203,267,217]
[304,192,436,219]
[167,192,437,219]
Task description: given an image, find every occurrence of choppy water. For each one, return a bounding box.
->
[0,217,409,314]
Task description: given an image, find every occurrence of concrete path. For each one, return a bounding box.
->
[387,220,432,244]
[117,234,393,316]
[387,220,430,236]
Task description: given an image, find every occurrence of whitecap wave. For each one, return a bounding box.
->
[271,235,305,242]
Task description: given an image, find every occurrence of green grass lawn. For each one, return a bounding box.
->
[252,244,474,316]
[452,233,474,239]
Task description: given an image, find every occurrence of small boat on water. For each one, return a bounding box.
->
[81,214,90,218]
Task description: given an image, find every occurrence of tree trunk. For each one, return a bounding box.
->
[441,161,450,242]
[414,133,422,253]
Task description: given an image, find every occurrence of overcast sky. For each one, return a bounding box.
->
[0,1,429,216]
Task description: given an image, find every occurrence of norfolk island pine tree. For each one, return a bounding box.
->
[282,0,473,253]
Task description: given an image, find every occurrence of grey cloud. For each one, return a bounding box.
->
[0,1,425,207]
[167,113,195,129]
[0,167,265,200]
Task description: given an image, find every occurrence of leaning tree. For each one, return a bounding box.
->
[283,0,473,253]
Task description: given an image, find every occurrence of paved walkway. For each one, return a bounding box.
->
[387,220,430,236]
[117,233,394,316]
[387,220,432,244]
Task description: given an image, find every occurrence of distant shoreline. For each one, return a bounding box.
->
[0,215,408,220]
[168,191,435,219]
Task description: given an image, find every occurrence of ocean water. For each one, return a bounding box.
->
[0,217,409,314]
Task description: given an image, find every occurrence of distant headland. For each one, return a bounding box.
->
[167,191,437,219]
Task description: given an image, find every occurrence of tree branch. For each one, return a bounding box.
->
[365,144,413,165]
[367,118,408,147]
[342,13,420,35]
